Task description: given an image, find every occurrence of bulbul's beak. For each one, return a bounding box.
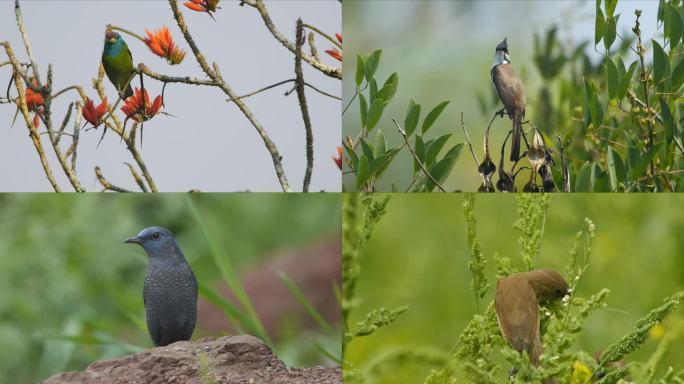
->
[124,236,142,244]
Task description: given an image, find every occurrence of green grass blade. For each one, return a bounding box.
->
[198,282,247,335]
[186,196,272,345]
[277,270,333,334]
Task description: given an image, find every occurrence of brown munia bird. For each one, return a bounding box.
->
[495,269,568,366]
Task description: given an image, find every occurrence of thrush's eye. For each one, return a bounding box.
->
[152,232,160,239]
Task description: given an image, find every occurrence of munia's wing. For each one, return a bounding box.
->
[495,273,543,365]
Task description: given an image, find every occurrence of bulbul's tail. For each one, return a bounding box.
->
[510,110,522,162]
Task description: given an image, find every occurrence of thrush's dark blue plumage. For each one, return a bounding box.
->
[125,226,198,347]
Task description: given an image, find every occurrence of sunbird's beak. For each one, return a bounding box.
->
[124,236,142,244]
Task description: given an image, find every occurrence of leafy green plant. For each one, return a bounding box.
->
[424,194,683,383]
[343,51,464,192]
[343,194,416,382]
[343,194,683,383]
[526,0,683,192]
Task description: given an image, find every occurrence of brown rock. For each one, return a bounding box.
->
[42,336,341,384]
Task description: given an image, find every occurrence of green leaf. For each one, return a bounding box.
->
[364,49,382,82]
[652,40,667,85]
[672,59,684,91]
[425,133,452,167]
[660,97,675,143]
[604,16,617,51]
[342,140,358,170]
[575,161,595,192]
[584,78,603,128]
[667,4,683,49]
[626,135,640,181]
[405,99,421,137]
[426,150,462,191]
[606,57,619,100]
[373,129,386,157]
[359,93,368,128]
[369,78,378,104]
[605,0,618,17]
[366,99,385,131]
[595,8,605,45]
[355,155,369,189]
[368,153,392,179]
[376,72,398,102]
[618,60,639,100]
[355,55,365,87]
[414,135,425,173]
[360,138,374,162]
[634,142,664,178]
[606,146,626,191]
[422,100,450,134]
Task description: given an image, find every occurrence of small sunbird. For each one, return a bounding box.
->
[102,28,135,99]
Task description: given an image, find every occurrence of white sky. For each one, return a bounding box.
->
[0,0,341,192]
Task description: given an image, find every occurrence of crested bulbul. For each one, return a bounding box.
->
[491,38,526,161]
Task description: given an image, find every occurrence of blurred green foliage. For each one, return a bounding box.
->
[0,193,340,383]
[344,193,684,383]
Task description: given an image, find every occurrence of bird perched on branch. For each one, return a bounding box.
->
[491,37,526,162]
[125,226,198,347]
[495,269,568,366]
[102,28,135,99]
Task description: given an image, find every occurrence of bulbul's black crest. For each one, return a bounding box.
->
[496,37,508,52]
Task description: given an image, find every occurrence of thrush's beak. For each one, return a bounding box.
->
[124,236,142,244]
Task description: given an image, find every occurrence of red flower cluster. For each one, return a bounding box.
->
[325,33,342,62]
[333,146,342,170]
[121,88,163,122]
[144,27,186,65]
[22,82,44,128]
[82,96,109,127]
[184,0,220,19]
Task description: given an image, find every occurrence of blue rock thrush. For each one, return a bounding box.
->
[124,226,198,347]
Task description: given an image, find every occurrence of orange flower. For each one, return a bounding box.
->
[325,48,342,62]
[25,87,43,111]
[333,146,342,170]
[184,0,220,19]
[17,80,44,128]
[82,96,109,127]
[326,33,342,62]
[143,26,186,65]
[121,88,163,122]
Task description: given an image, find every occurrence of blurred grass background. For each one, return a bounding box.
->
[345,194,684,383]
[0,193,340,383]
[342,0,659,191]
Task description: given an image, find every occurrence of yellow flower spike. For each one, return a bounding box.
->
[570,360,592,384]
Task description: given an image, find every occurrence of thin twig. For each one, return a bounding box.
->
[307,32,320,61]
[302,23,341,49]
[295,19,314,192]
[95,166,133,192]
[243,0,341,79]
[14,0,39,83]
[392,118,447,192]
[1,42,60,191]
[460,112,480,166]
[169,0,291,192]
[125,162,148,192]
